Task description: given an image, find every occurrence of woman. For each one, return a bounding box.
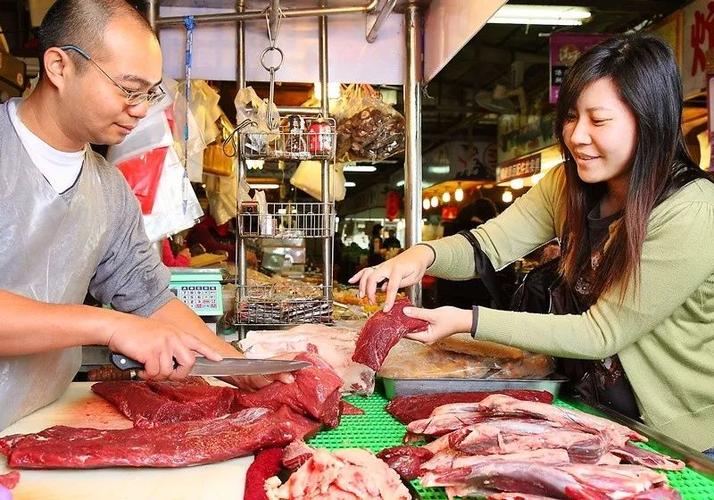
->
[351,34,714,455]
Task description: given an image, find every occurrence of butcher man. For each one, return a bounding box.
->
[0,0,288,431]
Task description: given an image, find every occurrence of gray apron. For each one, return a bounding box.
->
[0,99,109,430]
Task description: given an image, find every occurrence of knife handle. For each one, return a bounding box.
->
[110,352,145,371]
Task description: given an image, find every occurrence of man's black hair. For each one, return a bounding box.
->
[37,0,153,74]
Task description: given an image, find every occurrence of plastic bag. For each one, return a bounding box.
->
[290,160,346,202]
[378,337,555,380]
[107,107,174,165]
[203,114,236,177]
[116,147,168,215]
[142,146,203,242]
[332,84,405,162]
[234,86,280,156]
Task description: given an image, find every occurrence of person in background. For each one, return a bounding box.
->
[187,213,236,261]
[382,228,401,251]
[161,237,191,267]
[436,198,515,309]
[0,0,288,432]
[367,223,385,266]
[352,34,714,455]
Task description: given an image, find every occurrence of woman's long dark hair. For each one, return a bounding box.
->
[554,34,711,300]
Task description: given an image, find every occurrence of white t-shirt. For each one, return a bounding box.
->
[7,99,84,194]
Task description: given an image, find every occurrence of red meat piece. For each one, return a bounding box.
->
[376,446,434,480]
[92,378,238,428]
[386,390,554,424]
[351,298,428,371]
[281,440,315,471]
[0,406,319,469]
[340,401,365,415]
[235,352,343,428]
[244,448,284,500]
[0,471,19,489]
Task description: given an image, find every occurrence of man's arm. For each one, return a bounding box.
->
[0,290,106,355]
[149,298,240,357]
[0,289,222,379]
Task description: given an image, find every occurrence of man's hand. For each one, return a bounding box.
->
[402,306,473,344]
[103,313,223,381]
[348,245,435,312]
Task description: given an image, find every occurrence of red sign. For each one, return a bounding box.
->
[549,33,609,104]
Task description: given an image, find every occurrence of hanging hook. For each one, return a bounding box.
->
[223,118,257,158]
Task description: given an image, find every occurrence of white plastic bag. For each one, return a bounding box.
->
[290,161,346,202]
[142,146,203,242]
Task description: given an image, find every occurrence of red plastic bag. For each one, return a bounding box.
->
[116,147,168,215]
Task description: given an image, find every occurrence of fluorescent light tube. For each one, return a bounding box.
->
[489,5,591,25]
[343,165,377,173]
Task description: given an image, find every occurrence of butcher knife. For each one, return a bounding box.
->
[110,352,310,376]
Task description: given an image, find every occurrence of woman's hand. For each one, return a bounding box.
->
[348,245,435,312]
[402,306,473,344]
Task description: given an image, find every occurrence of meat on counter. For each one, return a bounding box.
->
[0,406,319,469]
[265,444,411,500]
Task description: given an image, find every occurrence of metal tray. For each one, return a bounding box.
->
[380,375,568,400]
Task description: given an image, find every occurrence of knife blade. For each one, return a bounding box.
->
[110,352,310,376]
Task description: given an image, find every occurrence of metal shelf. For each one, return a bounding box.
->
[238,201,335,239]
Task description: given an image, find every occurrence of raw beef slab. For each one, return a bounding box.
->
[352,298,428,371]
[91,377,238,428]
[0,406,319,469]
[236,352,343,428]
[386,390,554,424]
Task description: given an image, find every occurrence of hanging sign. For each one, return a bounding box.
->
[496,152,541,184]
[549,33,609,104]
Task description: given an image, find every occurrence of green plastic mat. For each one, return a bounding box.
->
[307,393,714,500]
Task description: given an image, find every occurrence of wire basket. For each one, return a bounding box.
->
[235,283,333,325]
[238,201,335,238]
[240,117,336,161]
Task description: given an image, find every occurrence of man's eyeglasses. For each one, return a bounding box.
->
[58,45,165,106]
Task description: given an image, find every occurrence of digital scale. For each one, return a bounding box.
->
[169,268,224,317]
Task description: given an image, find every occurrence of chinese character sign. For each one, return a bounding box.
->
[549,33,609,104]
[683,0,714,97]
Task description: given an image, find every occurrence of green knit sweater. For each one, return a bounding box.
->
[426,166,714,451]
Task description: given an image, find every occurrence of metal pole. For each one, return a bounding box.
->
[404,3,423,306]
[157,1,378,28]
[146,0,158,31]
[236,0,248,308]
[366,0,398,43]
[319,1,333,303]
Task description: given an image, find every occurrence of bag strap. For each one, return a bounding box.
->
[457,230,507,309]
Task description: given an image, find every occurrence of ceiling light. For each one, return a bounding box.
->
[423,198,430,210]
[455,186,464,202]
[396,180,405,187]
[442,191,451,203]
[430,196,439,208]
[427,165,450,174]
[510,178,525,190]
[345,181,356,188]
[502,190,514,203]
[488,5,591,26]
[343,165,377,173]
[249,183,280,190]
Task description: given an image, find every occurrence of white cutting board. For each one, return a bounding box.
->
[0,382,253,500]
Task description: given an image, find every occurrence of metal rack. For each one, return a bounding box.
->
[147,0,425,322]
[238,201,335,238]
[240,117,337,161]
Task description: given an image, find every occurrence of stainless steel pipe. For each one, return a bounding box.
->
[404,3,423,306]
